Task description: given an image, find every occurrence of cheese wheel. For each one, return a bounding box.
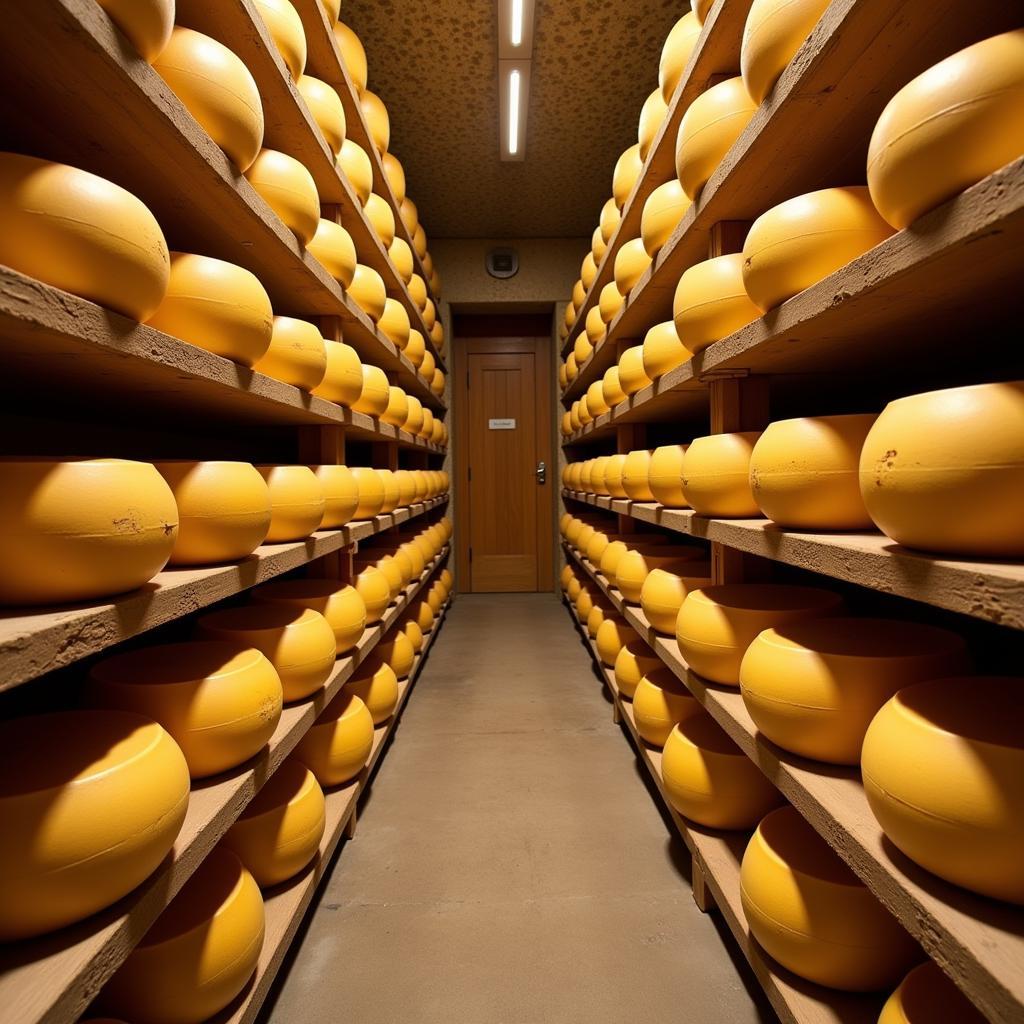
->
[640,566,713,634]
[154,28,264,171]
[313,339,363,405]
[674,253,761,353]
[595,615,638,668]
[741,0,830,104]
[585,304,606,347]
[592,225,607,263]
[389,235,414,282]
[565,300,578,330]
[338,138,372,204]
[349,264,387,322]
[863,675,1024,904]
[420,348,437,384]
[96,0,174,61]
[351,363,389,417]
[406,328,427,368]
[693,0,715,23]
[598,540,630,578]
[377,629,416,679]
[360,90,390,153]
[572,278,587,310]
[641,179,691,257]
[380,386,409,428]
[381,151,407,205]
[662,713,781,828]
[297,691,373,786]
[879,962,988,1024]
[740,806,919,991]
[614,641,662,700]
[617,552,708,605]
[859,381,1024,556]
[638,87,669,160]
[614,238,653,296]
[426,580,446,614]
[740,617,969,764]
[565,355,579,389]
[742,187,895,312]
[0,153,169,320]
[308,464,359,528]
[0,710,189,940]
[618,344,652,396]
[252,316,327,392]
[409,275,428,313]
[254,0,307,80]
[410,597,435,633]
[365,192,396,248]
[677,583,843,686]
[577,396,593,427]
[332,21,367,93]
[100,848,264,1024]
[401,539,427,578]
[349,466,385,521]
[599,281,625,324]
[575,331,594,366]
[600,197,621,244]
[377,298,411,352]
[392,469,415,509]
[355,565,391,622]
[404,394,425,434]
[648,444,689,507]
[223,759,324,885]
[622,449,656,502]
[252,577,366,653]
[633,667,701,747]
[146,252,273,366]
[575,586,598,622]
[255,465,325,540]
[0,459,178,605]
[602,367,627,410]
[413,223,429,261]
[430,415,445,445]
[682,432,761,516]
[642,319,692,380]
[377,470,401,515]
[346,658,399,724]
[431,318,445,350]
[402,617,425,653]
[612,144,643,209]
[430,368,446,398]
[587,383,612,422]
[584,527,620,564]
[196,603,336,701]
[659,13,702,104]
[750,414,876,528]
[307,218,357,287]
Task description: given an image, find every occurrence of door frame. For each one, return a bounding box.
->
[453,326,554,593]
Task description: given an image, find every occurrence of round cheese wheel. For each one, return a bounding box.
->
[405,328,427,367]
[640,565,713,634]
[749,413,876,528]
[361,551,402,597]
[346,658,399,724]
[377,629,416,679]
[365,192,396,248]
[741,0,830,104]
[0,459,178,605]
[586,602,614,639]
[426,580,446,614]
[868,31,1024,230]
[617,551,707,605]
[598,540,629,578]
[634,667,701,747]
[641,179,691,257]
[254,0,307,80]
[659,13,702,104]
[146,252,273,366]
[595,615,638,668]
[574,331,594,367]
[663,713,781,828]
[401,539,427,578]
[154,28,264,171]
[297,691,373,785]
[96,0,174,61]
[349,466,385,521]
[613,641,662,700]
[638,87,669,160]
[742,187,895,312]
[389,236,414,282]
[599,281,625,324]
[565,354,579,387]
[613,144,643,209]
[413,224,428,261]
[154,461,270,566]
[575,586,598,622]
[338,138,372,205]
[310,463,359,528]
[592,225,608,263]
[378,298,411,352]
[408,272,428,309]
[681,432,761,516]
[578,463,595,494]
[740,617,969,764]
[585,527,620,564]
[332,21,367,93]
[404,394,425,434]
[253,316,327,390]
[676,583,843,686]
[859,381,1024,556]
[0,710,189,940]
[313,339,363,405]
[863,675,1024,904]
[585,304,606,347]
[420,349,437,384]
[879,962,988,1024]
[0,153,169,320]
[673,253,761,354]
[600,197,621,244]
[642,319,692,380]
[255,464,325,540]
[740,806,919,991]
[565,301,578,330]
[586,382,610,421]
[410,597,435,633]
[307,218,357,287]
[402,617,425,653]
[360,90,390,153]
[100,847,264,1024]
[622,449,656,502]
[223,759,324,885]
[351,363,389,417]
[693,0,715,23]
[618,344,652,396]
[431,318,445,349]
[676,77,757,199]
[355,565,391,622]
[614,237,653,296]
[648,444,689,507]
[431,368,446,398]
[577,396,593,427]
[602,367,627,410]
[349,264,387,321]
[196,603,336,701]
[571,278,587,310]
[382,151,407,204]
[253,577,366,653]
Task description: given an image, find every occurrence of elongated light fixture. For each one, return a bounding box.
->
[499,0,534,160]
[508,69,521,155]
[510,0,524,46]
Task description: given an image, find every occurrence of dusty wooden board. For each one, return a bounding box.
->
[0,552,449,1024]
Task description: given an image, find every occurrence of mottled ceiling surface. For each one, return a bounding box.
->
[344,0,684,238]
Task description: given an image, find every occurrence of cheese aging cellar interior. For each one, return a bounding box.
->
[0,1,1022,1023]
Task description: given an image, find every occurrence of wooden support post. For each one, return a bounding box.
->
[344,805,357,839]
[709,220,751,258]
[692,861,716,913]
[612,698,622,724]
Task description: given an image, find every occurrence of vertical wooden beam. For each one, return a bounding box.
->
[344,805,357,839]
[692,861,716,913]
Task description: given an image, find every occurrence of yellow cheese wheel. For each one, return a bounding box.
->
[612,144,643,209]
[307,218,357,287]
[355,565,391,622]
[659,13,702,104]
[574,331,595,367]
[595,615,638,668]
[648,444,689,507]
[577,396,593,427]
[405,328,427,368]
[338,137,372,205]
[377,471,401,515]
[677,583,843,686]
[618,344,652,397]
[749,413,876,528]
[642,319,692,380]
[350,363,389,417]
[641,179,691,258]
[741,617,969,764]
[312,463,361,527]
[376,299,411,354]
[401,539,427,578]
[431,368,446,398]
[572,278,587,310]
[693,0,715,23]
[382,386,410,428]
[565,356,579,392]
[431,315,445,347]
[254,0,307,80]
[592,225,608,263]
[673,253,761,354]
[360,89,390,153]
[743,187,895,312]
[575,586,598,622]
[0,459,178,605]
[389,235,414,281]
[252,577,366,653]
[585,304,606,347]
[439,567,453,589]
[638,87,669,160]
[418,406,435,442]
[430,415,445,445]
[333,21,367,93]
[410,596,435,633]
[740,806,919,991]
[584,527,620,564]
[879,961,988,1024]
[0,153,169,320]
[863,675,1024,904]
[426,580,446,614]
[600,197,621,244]
[96,0,173,61]
[377,629,416,679]
[602,366,627,410]
[634,667,701,747]
[741,0,830,104]
[381,151,407,204]
[565,300,578,330]
[349,263,387,322]
[663,713,781,828]
[420,348,437,384]
[297,690,373,786]
[613,641,662,700]
[413,223,429,261]
[0,710,189,940]
[587,382,611,421]
[255,464,325,540]
[196,603,336,701]
[681,432,761,517]
[578,462,596,494]
[859,381,1024,557]
[346,658,399,724]
[404,394,425,434]
[622,449,656,502]
[616,551,707,605]
[599,281,625,324]
[868,31,1024,229]
[365,192,396,248]
[100,847,264,1024]
[599,539,629,578]
[313,339,364,406]
[614,238,653,296]
[402,617,425,653]
[400,198,420,238]
[584,602,611,639]
[146,252,273,366]
[349,466,385,521]
[154,28,264,172]
[224,758,324,885]
[253,316,327,391]
[640,565,713,634]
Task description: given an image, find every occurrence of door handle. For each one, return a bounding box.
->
[536,461,546,484]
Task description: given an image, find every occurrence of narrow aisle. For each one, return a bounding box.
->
[265,594,772,1024]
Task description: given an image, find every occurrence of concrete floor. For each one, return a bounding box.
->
[263,593,774,1024]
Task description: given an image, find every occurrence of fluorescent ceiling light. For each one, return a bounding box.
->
[511,0,523,46]
[508,69,521,154]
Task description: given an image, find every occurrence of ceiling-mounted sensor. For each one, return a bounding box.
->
[486,247,519,279]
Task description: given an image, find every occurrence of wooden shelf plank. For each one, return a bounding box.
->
[0,552,450,1024]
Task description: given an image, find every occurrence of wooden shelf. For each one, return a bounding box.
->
[0,0,445,413]
[564,542,1024,1024]
[0,552,450,1024]
[0,496,448,691]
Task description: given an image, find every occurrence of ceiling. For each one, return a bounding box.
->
[344,0,685,239]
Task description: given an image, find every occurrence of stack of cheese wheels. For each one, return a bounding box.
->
[256,465,325,540]
[648,444,689,507]
[254,316,327,390]
[674,254,761,354]
[0,459,179,605]
[0,710,190,940]
[345,656,399,725]
[196,603,336,702]
[858,381,1024,557]
[595,614,638,668]
[313,339,363,405]
[297,690,375,786]
[879,962,988,1024]
[633,667,701,747]
[99,847,265,1023]
[223,759,326,886]
[642,320,692,380]
[682,432,762,516]
[252,577,367,654]
[740,0,831,104]
[616,549,708,604]
[311,463,360,528]
[676,583,843,685]
[659,12,702,104]
[355,564,392,622]
[662,712,781,828]
[308,218,357,286]
[640,564,713,634]
[641,180,691,258]
[614,640,662,700]
[740,806,919,990]
[88,641,284,777]
[95,0,175,62]
[739,617,969,764]
[245,148,319,243]
[377,627,416,679]
[862,675,1024,904]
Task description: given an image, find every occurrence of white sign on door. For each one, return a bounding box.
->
[488,418,516,430]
